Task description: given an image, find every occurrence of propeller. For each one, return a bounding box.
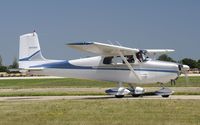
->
[178,64,190,83]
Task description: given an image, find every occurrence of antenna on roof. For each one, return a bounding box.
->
[115,41,122,46]
[107,40,113,45]
[33,30,36,36]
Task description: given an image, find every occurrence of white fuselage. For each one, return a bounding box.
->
[20,56,179,84]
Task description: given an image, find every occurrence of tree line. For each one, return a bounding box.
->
[158,54,200,69]
[0,55,18,72]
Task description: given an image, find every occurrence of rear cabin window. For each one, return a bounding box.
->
[103,55,134,64]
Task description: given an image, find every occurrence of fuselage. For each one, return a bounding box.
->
[19,56,179,84]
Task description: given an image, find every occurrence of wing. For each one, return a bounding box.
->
[146,49,175,54]
[145,49,175,58]
[67,42,139,56]
[67,42,174,57]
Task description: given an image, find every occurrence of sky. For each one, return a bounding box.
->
[0,0,199,65]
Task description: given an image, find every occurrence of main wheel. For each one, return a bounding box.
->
[132,94,141,97]
[115,95,124,98]
[162,95,170,98]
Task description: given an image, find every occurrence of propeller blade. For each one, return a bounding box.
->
[178,64,190,84]
[184,72,189,83]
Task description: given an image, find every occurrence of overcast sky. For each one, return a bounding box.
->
[0,0,199,65]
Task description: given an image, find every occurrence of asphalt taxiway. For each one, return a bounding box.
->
[0,95,200,101]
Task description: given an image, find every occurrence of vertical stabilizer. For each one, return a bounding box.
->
[19,32,45,61]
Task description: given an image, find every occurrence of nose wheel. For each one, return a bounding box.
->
[155,85,174,98]
[162,95,170,98]
[115,95,125,98]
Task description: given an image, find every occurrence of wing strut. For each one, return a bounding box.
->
[118,51,141,82]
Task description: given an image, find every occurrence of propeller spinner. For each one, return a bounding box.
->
[178,64,190,83]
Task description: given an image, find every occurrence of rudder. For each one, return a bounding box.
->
[19,32,45,61]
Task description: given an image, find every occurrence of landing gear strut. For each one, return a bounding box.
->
[128,84,145,97]
[105,82,146,98]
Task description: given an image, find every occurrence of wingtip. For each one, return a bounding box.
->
[168,49,175,52]
[67,42,94,46]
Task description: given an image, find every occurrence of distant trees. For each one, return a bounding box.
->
[198,60,200,69]
[0,55,3,66]
[180,58,200,69]
[0,55,8,72]
[8,57,18,69]
[0,66,8,72]
[157,54,176,62]
[158,54,200,69]
[180,58,198,69]
[0,56,19,72]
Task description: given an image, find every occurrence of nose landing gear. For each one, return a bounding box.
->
[155,87,174,98]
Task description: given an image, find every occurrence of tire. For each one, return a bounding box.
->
[132,94,141,97]
[115,95,124,98]
[162,95,170,98]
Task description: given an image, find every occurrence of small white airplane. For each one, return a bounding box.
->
[19,32,189,98]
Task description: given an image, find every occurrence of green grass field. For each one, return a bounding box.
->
[0,76,199,96]
[0,78,115,88]
[0,77,199,125]
[0,76,199,89]
[0,99,200,125]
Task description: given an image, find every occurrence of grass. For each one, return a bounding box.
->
[0,76,199,96]
[0,76,199,89]
[0,77,199,125]
[0,78,115,88]
[157,76,200,87]
[0,99,200,125]
[175,92,200,95]
[1,90,200,97]
[0,91,105,97]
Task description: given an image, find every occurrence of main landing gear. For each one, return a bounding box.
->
[105,82,130,98]
[105,82,174,98]
[105,82,145,98]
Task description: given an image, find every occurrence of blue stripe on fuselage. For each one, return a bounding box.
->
[30,61,92,69]
[30,61,179,73]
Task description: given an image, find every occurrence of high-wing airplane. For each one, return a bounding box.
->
[19,32,189,98]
